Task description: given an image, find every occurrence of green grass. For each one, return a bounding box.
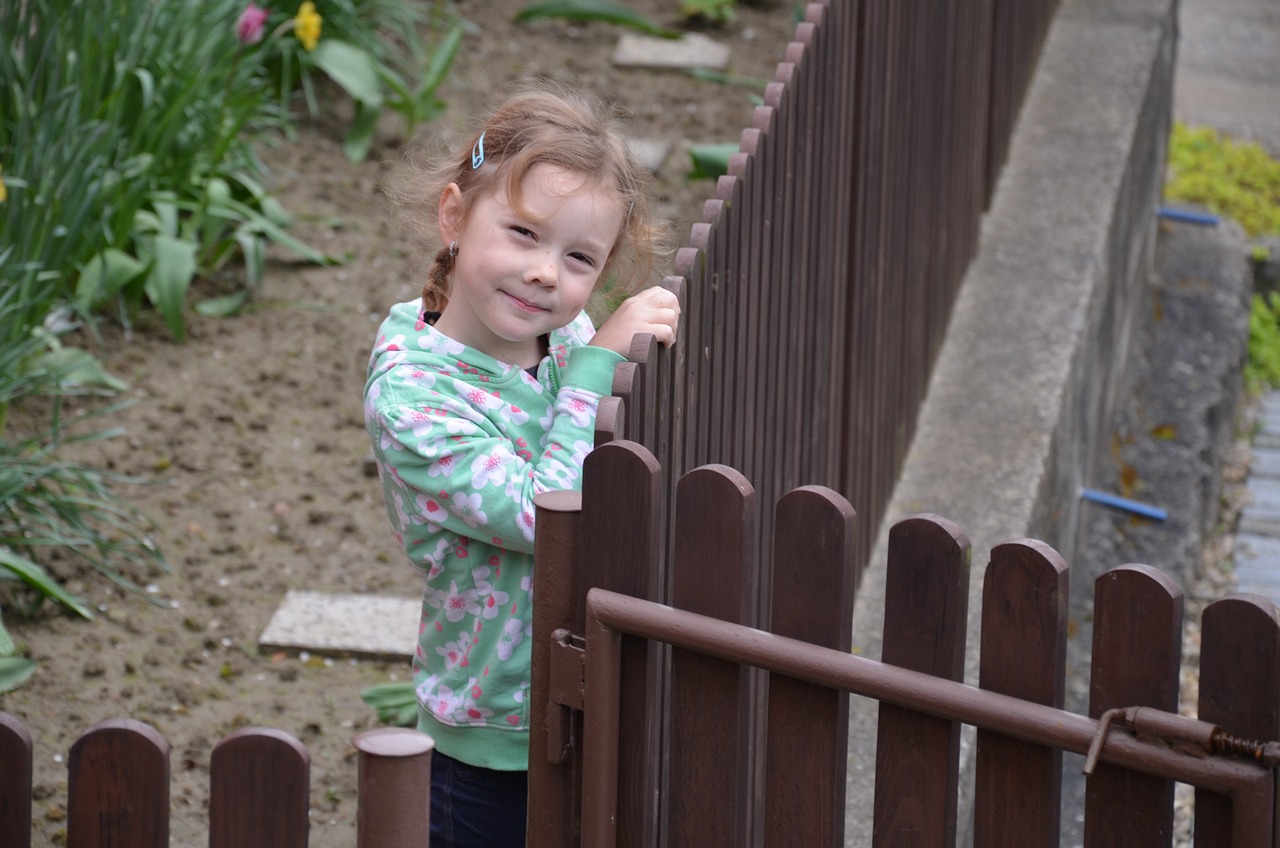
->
[1164,122,1280,393]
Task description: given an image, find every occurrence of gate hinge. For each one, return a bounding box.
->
[549,628,586,711]
[545,629,585,764]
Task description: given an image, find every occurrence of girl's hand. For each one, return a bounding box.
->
[590,286,682,356]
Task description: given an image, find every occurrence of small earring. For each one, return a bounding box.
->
[448,241,457,258]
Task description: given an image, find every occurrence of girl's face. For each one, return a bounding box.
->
[434,163,625,367]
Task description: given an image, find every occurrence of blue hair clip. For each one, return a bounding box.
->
[472,132,486,170]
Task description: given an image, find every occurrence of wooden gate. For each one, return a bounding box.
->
[527,441,1280,847]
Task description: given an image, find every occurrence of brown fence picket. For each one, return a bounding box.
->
[581,441,665,848]
[1084,564,1183,845]
[67,718,169,848]
[668,465,759,847]
[208,727,309,848]
[0,712,32,848]
[1194,594,1280,846]
[764,486,857,847]
[873,514,971,847]
[973,540,1069,847]
[528,488,587,848]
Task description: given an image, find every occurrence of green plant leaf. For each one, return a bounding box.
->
[515,0,681,37]
[343,99,382,163]
[0,607,14,656]
[0,657,37,694]
[688,143,739,179]
[143,234,198,341]
[194,289,250,318]
[75,249,147,312]
[30,346,129,393]
[0,548,93,620]
[310,39,383,108]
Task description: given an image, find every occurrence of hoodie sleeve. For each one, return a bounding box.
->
[368,344,624,557]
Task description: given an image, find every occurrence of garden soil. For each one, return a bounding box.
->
[0,2,799,844]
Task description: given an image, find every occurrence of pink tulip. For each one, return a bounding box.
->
[235,3,269,44]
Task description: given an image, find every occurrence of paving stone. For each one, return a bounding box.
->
[612,32,731,70]
[259,590,419,659]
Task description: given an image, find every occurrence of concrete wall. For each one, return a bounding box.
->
[843,0,1180,842]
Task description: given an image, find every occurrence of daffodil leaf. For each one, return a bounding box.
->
[0,548,93,620]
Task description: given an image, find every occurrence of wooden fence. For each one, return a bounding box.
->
[0,716,436,848]
[528,441,1280,847]
[4,449,1275,845]
[620,0,1060,589]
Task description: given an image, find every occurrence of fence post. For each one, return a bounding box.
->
[1083,564,1183,845]
[528,488,586,848]
[764,485,856,847]
[353,726,434,848]
[973,539,1069,847]
[67,718,169,848]
[1194,594,1280,846]
[209,727,310,848]
[873,513,971,848]
[0,712,32,848]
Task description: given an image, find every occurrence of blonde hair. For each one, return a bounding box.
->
[388,81,671,313]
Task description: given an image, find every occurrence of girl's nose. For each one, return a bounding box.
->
[526,252,557,287]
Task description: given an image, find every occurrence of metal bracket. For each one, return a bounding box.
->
[545,629,585,764]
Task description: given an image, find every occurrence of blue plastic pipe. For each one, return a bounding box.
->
[1157,206,1220,226]
[1080,488,1168,522]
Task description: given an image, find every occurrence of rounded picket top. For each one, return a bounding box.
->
[68,718,170,848]
[888,513,971,565]
[209,727,310,848]
[772,484,857,647]
[595,394,624,445]
[0,711,33,848]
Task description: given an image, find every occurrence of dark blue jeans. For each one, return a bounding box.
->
[430,750,528,848]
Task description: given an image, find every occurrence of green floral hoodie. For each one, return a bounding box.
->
[364,298,623,770]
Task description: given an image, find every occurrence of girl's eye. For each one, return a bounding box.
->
[570,252,596,269]
[511,225,535,240]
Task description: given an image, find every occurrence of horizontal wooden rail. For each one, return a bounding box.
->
[578,588,1276,848]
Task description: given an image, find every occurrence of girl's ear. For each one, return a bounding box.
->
[438,183,464,244]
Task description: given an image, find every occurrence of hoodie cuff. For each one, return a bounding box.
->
[562,345,626,396]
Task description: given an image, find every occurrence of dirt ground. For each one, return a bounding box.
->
[0,2,800,845]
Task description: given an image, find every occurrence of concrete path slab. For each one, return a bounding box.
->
[611,32,731,70]
[258,590,419,660]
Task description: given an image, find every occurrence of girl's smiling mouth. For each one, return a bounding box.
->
[504,291,548,313]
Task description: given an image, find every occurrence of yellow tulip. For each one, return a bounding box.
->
[294,1,322,51]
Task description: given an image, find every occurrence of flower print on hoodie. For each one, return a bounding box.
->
[365,299,624,771]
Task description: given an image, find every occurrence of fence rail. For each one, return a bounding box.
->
[529,441,1280,847]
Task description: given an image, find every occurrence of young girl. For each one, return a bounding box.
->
[364,83,680,847]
